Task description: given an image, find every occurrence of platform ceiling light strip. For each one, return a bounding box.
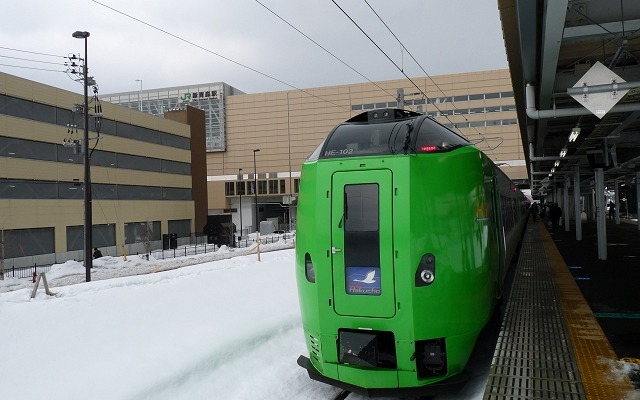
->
[569,127,581,142]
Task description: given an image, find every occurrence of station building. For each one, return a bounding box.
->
[104,69,526,237]
[101,82,244,152]
[0,71,207,268]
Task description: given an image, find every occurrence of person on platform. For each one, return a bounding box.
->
[93,247,103,259]
[608,200,615,220]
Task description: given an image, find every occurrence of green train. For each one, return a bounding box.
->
[295,109,528,396]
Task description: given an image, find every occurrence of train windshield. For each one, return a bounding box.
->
[320,114,470,159]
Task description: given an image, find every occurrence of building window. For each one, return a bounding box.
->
[258,180,267,195]
[237,181,245,196]
[162,187,191,200]
[280,179,286,194]
[268,180,279,194]
[225,182,235,196]
[168,219,191,238]
[294,178,300,194]
[4,227,55,258]
[66,224,115,251]
[124,221,161,245]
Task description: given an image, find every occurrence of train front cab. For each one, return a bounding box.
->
[297,158,506,395]
[296,110,514,396]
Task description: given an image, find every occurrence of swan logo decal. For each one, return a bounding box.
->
[346,266,381,296]
[354,270,377,284]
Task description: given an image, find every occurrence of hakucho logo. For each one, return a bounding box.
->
[346,266,381,296]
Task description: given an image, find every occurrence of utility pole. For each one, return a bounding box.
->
[238,168,243,239]
[1,225,5,281]
[253,149,260,233]
[72,30,92,282]
[135,79,143,111]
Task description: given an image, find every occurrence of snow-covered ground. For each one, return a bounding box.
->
[1,239,636,399]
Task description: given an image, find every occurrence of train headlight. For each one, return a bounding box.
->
[420,269,434,284]
[304,253,316,283]
[415,253,436,286]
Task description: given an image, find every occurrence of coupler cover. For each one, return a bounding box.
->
[338,329,397,369]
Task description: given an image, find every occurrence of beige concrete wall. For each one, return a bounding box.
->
[1,71,196,254]
[0,199,194,253]
[209,69,526,213]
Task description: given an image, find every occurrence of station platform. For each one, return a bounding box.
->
[482,221,639,400]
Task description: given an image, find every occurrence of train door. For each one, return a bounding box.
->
[486,176,505,296]
[330,170,396,318]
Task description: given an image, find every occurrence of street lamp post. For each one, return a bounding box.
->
[253,149,260,232]
[72,30,92,282]
[135,79,142,111]
[238,168,243,239]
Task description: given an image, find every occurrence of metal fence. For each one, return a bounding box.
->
[1,264,52,280]
[1,232,295,280]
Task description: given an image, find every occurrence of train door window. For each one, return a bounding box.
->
[344,184,381,295]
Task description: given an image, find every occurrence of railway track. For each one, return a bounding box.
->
[333,389,351,400]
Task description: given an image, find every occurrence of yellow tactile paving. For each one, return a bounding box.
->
[540,223,637,400]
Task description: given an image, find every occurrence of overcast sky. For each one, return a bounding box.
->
[1,0,507,96]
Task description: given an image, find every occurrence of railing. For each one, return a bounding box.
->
[1,264,52,279]
[1,232,295,280]
[148,242,220,260]
[236,232,295,248]
[139,232,295,259]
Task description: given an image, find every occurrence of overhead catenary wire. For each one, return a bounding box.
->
[362,1,499,148]
[253,0,399,104]
[90,0,350,112]
[337,0,504,152]
[2,3,504,155]
[329,0,425,98]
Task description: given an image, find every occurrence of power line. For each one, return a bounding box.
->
[0,46,65,59]
[330,0,427,100]
[359,0,504,152]
[90,0,350,112]
[0,54,67,66]
[0,46,69,75]
[254,0,398,103]
[0,62,66,74]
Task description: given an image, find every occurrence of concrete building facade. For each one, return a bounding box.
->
[208,69,526,235]
[101,82,244,152]
[0,72,206,269]
[100,69,525,238]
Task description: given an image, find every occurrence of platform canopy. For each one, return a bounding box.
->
[498,0,640,197]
